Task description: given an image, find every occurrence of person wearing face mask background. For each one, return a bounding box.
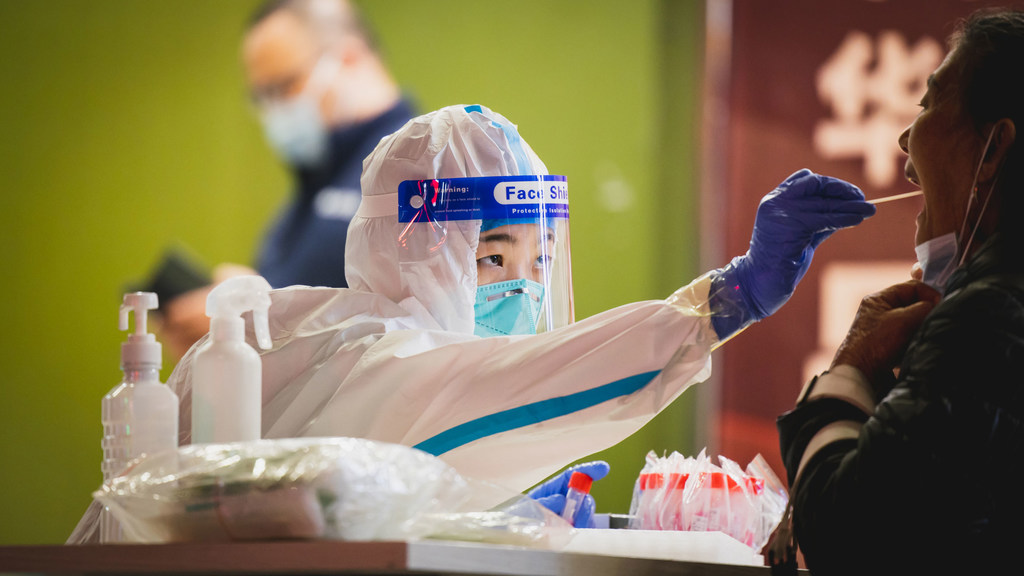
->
[772,7,1024,574]
[147,0,415,361]
[246,0,414,289]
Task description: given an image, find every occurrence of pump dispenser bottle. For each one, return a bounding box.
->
[191,275,273,444]
[100,292,179,543]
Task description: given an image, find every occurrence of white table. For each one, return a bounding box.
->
[0,538,781,575]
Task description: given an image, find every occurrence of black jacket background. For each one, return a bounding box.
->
[778,235,1024,575]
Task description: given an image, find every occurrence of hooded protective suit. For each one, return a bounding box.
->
[69,104,873,543]
[168,105,722,495]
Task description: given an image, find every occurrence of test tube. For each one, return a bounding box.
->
[561,471,594,527]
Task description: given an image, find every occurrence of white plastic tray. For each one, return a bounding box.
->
[562,529,764,566]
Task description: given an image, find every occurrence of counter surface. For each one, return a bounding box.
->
[0,539,780,575]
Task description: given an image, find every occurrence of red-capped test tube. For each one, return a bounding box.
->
[560,471,594,527]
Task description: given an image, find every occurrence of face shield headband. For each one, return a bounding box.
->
[398,175,573,336]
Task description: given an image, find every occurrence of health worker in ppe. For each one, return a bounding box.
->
[68,104,873,541]
[166,103,873,499]
[70,101,872,537]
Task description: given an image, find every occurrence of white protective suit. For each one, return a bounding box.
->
[171,104,722,495]
[65,105,733,543]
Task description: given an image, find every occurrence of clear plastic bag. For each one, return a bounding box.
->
[626,449,787,551]
[93,437,571,547]
[416,487,576,549]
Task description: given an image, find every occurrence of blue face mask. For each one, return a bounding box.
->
[260,95,328,167]
[257,56,337,167]
[915,231,958,294]
[474,279,545,337]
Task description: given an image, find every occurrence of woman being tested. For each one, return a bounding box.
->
[164,105,873,512]
[776,7,1024,574]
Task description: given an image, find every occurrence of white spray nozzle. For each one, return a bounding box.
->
[120,292,158,336]
[119,292,161,368]
[206,275,273,350]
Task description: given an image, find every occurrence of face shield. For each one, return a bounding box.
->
[398,175,573,336]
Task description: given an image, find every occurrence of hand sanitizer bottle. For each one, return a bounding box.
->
[100,292,180,543]
[191,275,273,444]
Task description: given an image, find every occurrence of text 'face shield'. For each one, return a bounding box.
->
[398,175,573,336]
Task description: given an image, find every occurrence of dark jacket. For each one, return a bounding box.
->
[777,236,1024,575]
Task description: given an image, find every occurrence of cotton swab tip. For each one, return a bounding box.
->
[868,190,924,204]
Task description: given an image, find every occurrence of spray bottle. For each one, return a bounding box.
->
[100,292,179,543]
[191,275,273,444]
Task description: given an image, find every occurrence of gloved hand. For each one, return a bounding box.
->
[711,169,875,340]
[527,461,610,528]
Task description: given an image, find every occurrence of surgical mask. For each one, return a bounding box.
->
[914,232,958,293]
[474,279,545,337]
[258,57,337,167]
[914,125,1000,294]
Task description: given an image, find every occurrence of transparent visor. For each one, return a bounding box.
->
[398,175,573,336]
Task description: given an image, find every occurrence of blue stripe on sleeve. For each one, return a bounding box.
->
[413,370,662,456]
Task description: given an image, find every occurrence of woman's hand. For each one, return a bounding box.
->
[831,280,941,398]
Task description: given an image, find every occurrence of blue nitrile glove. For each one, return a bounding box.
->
[528,461,610,528]
[711,169,875,340]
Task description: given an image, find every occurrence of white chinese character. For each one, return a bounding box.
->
[814,31,943,188]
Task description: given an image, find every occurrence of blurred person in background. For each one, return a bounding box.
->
[149,0,415,360]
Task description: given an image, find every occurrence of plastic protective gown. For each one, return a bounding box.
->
[68,105,873,543]
[164,104,724,497]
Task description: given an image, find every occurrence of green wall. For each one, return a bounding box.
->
[0,0,704,544]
